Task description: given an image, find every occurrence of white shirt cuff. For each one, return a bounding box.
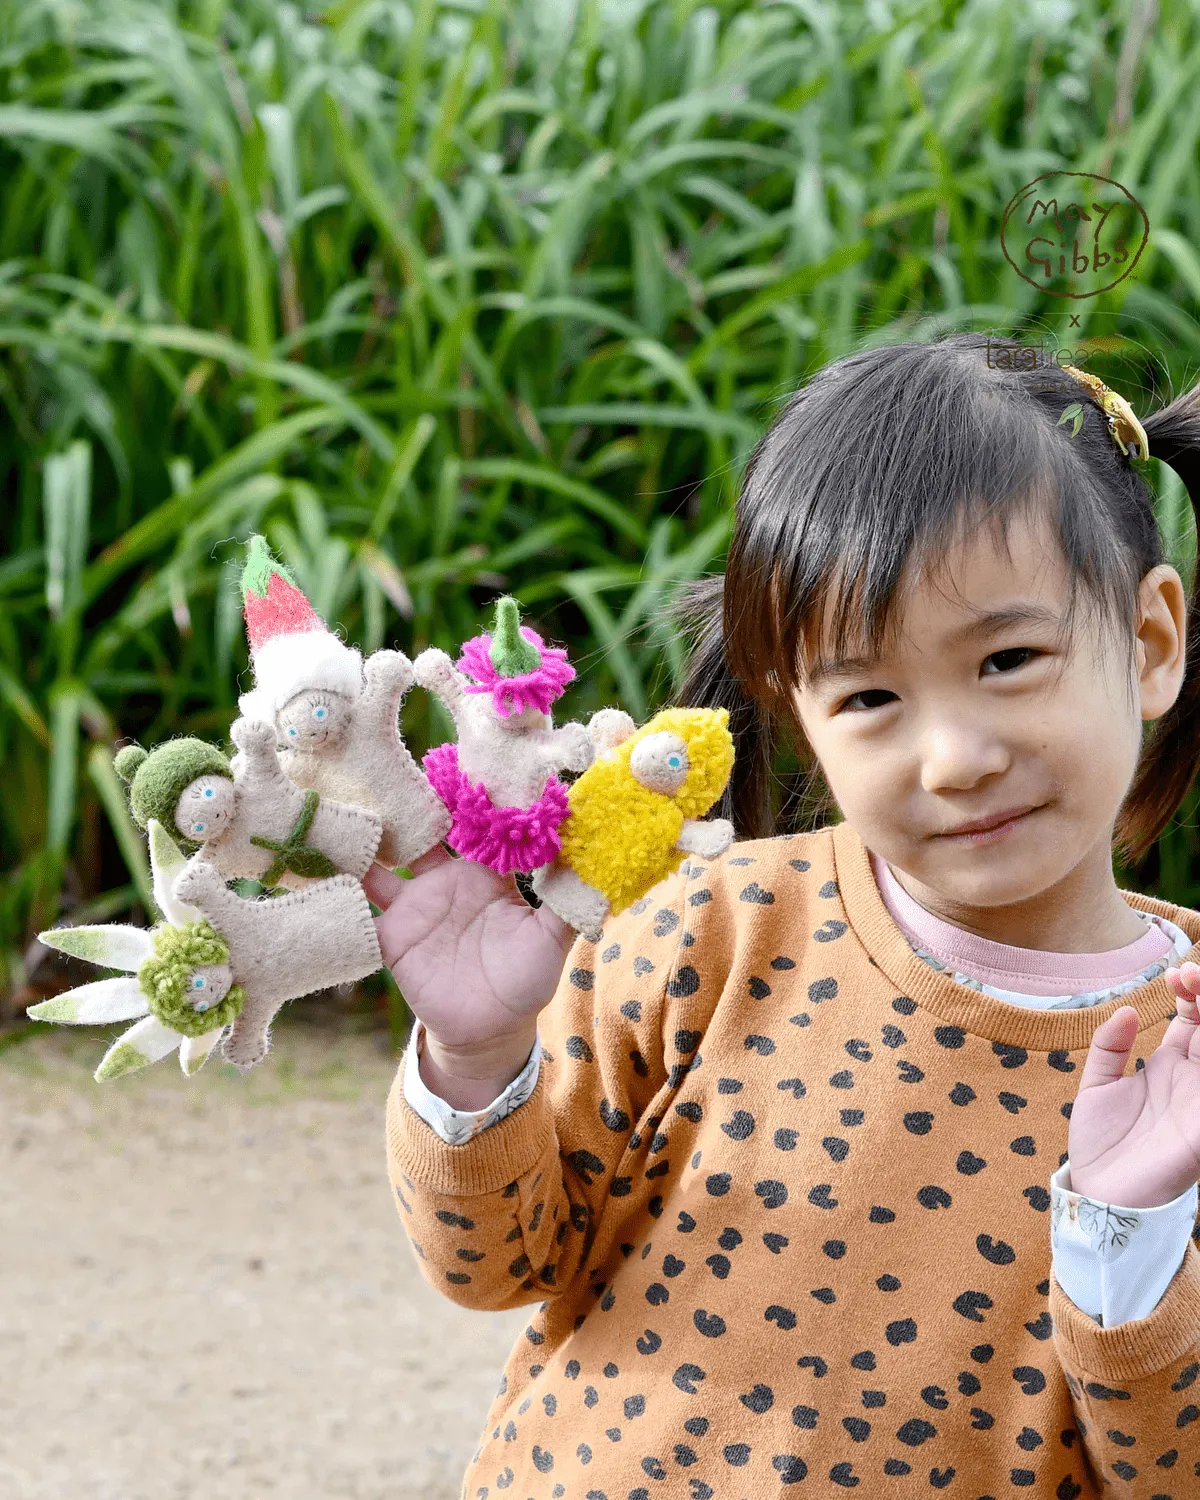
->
[401,1018,541,1146]
[1050,1158,1197,1327]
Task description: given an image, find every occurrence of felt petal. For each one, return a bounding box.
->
[94,1016,182,1081]
[38,924,153,971]
[147,819,202,926]
[179,1028,224,1076]
[28,977,149,1025]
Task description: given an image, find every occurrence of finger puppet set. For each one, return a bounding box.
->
[31,537,736,1079]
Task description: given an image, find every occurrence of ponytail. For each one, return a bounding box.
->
[1117,383,1200,864]
[670,574,822,840]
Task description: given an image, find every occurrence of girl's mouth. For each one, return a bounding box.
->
[936,804,1043,845]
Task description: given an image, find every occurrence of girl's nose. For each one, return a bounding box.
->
[918,722,1011,794]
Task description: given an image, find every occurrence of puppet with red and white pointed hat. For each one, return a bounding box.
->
[235,536,450,869]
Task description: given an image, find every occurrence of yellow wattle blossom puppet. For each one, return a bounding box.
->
[531,705,736,939]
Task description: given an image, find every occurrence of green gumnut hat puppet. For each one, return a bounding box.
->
[235,535,450,869]
[114,726,382,889]
[114,739,232,853]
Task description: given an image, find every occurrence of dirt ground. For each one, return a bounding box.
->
[0,1025,527,1500]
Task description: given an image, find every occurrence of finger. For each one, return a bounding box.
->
[532,898,575,955]
[409,844,454,878]
[1165,966,1186,999]
[1158,985,1200,1061]
[1179,961,1200,998]
[1077,1005,1141,1092]
[363,862,409,910]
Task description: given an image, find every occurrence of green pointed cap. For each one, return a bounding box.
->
[488,597,542,677]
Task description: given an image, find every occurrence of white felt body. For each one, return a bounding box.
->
[173,860,384,1072]
[200,719,383,887]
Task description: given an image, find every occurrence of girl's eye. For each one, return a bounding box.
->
[984,646,1038,674]
[839,688,898,713]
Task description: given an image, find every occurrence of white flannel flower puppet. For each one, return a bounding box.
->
[29,820,241,1079]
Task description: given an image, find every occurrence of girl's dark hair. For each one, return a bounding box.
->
[674,332,1200,863]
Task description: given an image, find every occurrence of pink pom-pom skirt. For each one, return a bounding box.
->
[423,743,570,875]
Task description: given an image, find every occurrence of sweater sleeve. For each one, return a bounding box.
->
[1051,1159,1198,1327]
[384,861,722,1312]
[402,1018,541,1145]
[1050,1181,1200,1490]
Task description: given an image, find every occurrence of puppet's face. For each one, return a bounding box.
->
[174,775,235,842]
[487,699,549,735]
[629,732,690,795]
[278,690,350,751]
[185,963,233,1014]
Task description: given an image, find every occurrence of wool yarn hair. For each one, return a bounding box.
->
[457,597,575,717]
[136,920,246,1038]
[115,739,233,847]
[422,742,569,874]
[532,705,736,936]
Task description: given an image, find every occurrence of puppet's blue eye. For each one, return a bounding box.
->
[192,822,205,834]
[667,755,681,768]
[313,706,327,721]
[203,787,214,798]
[287,726,298,737]
[192,975,206,989]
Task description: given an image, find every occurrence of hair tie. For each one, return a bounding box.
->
[1061,364,1149,462]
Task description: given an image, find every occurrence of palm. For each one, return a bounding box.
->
[1069,980,1200,1208]
[365,852,573,1051]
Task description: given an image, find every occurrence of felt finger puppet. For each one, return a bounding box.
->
[530,706,736,941]
[415,597,593,875]
[30,821,384,1077]
[170,852,382,1071]
[114,719,382,890]
[235,535,450,869]
[30,820,246,1079]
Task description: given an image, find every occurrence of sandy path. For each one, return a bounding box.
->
[0,1027,526,1500]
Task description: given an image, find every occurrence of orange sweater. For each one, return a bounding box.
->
[386,822,1200,1498]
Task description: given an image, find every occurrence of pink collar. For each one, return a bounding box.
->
[870,851,1172,996]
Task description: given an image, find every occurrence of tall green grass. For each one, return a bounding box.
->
[3,0,1200,1005]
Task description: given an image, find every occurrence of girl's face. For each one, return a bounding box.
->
[791,509,1185,925]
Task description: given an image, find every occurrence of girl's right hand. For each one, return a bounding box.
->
[364,851,574,1104]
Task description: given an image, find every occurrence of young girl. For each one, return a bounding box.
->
[368,333,1200,1499]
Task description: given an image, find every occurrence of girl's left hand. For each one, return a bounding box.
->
[1067,963,1200,1208]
